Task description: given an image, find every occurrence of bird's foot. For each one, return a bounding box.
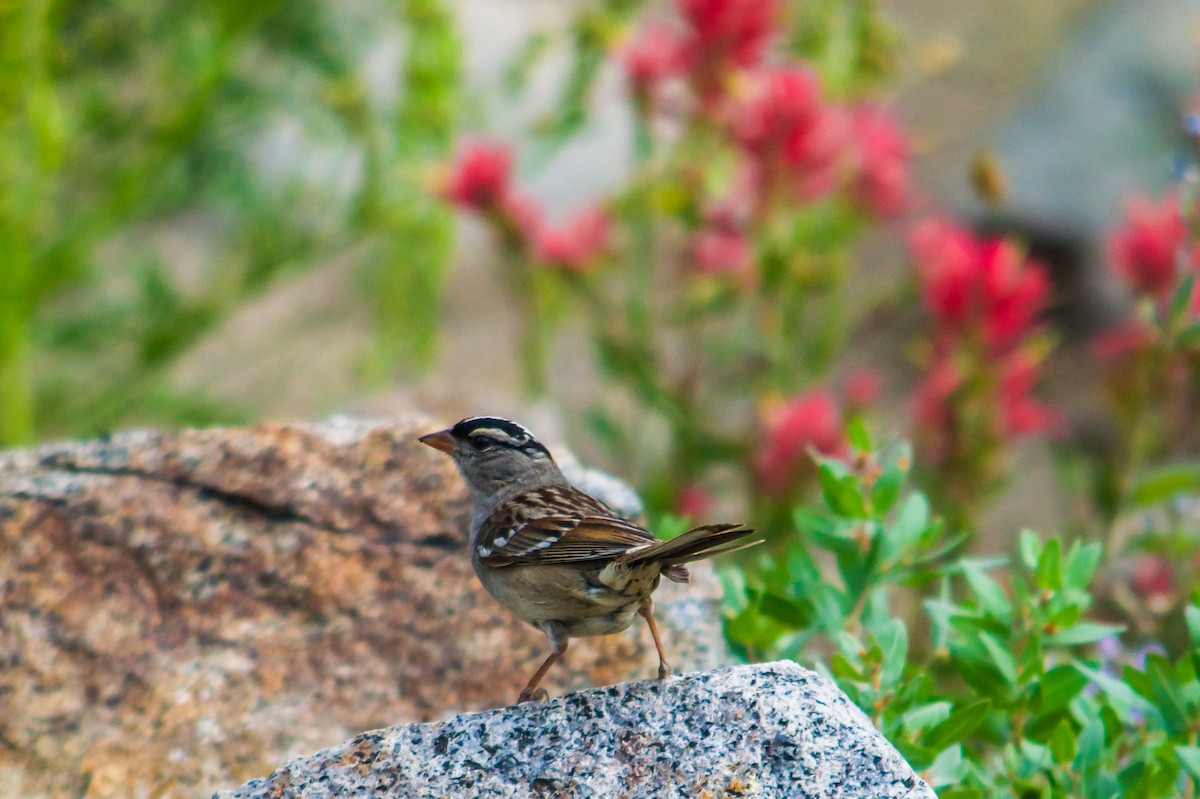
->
[517,687,550,703]
[657,661,673,681]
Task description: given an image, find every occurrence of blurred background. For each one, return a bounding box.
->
[3,0,1197,536]
[5,1,1200,795]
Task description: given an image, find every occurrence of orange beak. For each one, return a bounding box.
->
[418,429,456,454]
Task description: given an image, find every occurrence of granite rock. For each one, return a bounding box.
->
[215,661,934,799]
[0,417,730,799]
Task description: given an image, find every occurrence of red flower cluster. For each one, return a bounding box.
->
[442,140,609,271]
[1092,192,1200,362]
[1132,555,1174,614]
[693,201,753,278]
[1109,194,1198,300]
[441,140,513,212]
[618,3,911,224]
[674,483,713,519]
[844,368,883,410]
[755,389,848,497]
[909,218,1056,460]
[621,24,686,108]
[846,105,909,218]
[678,0,777,103]
[911,218,1050,354]
[733,67,845,203]
[912,358,961,431]
[532,208,612,272]
[998,353,1057,435]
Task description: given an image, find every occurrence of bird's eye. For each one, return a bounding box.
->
[471,435,497,451]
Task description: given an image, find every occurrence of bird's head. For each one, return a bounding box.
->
[419,416,560,498]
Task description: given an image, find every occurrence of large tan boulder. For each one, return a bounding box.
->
[0,417,727,799]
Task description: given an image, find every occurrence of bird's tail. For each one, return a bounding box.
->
[617,523,759,583]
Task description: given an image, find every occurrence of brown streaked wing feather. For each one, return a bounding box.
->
[477,485,656,567]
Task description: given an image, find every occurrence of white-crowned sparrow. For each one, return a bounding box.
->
[419,416,757,703]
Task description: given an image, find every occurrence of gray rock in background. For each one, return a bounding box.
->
[994,0,1198,232]
[214,661,933,799]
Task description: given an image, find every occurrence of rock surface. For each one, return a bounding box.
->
[0,417,729,799]
[215,661,933,799]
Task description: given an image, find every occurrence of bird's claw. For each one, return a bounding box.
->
[517,687,550,703]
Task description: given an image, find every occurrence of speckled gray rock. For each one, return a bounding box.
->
[214,661,933,799]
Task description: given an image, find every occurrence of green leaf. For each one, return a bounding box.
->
[1169,273,1196,323]
[1147,653,1191,735]
[793,508,837,537]
[876,618,908,686]
[895,739,939,771]
[847,416,872,452]
[811,582,848,634]
[818,463,867,518]
[1018,529,1041,571]
[1073,715,1103,772]
[870,465,905,516]
[758,590,812,629]
[830,652,865,682]
[1035,537,1062,591]
[1049,719,1076,763]
[1045,622,1124,647]
[891,493,930,549]
[961,561,1013,623]
[1177,745,1200,781]
[837,631,865,661]
[1187,605,1200,649]
[938,789,983,799]
[1036,664,1089,714]
[979,632,1018,687]
[1074,661,1158,721]
[1124,663,1153,700]
[1131,462,1200,507]
[924,699,992,751]
[928,744,968,787]
[902,701,952,734]
[1063,540,1103,591]
[1178,319,1200,348]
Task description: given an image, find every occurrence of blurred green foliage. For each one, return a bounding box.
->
[0,0,460,445]
[725,425,1200,797]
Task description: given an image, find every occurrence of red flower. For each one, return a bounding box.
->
[1132,555,1173,610]
[532,207,611,271]
[500,191,544,241]
[675,483,713,519]
[1110,194,1190,299]
[693,202,753,277]
[910,218,1049,354]
[442,140,513,211]
[912,358,962,430]
[622,24,685,103]
[844,368,883,409]
[677,0,777,102]
[1090,320,1156,361]
[978,241,1050,353]
[998,353,1057,436]
[733,67,845,202]
[694,228,752,276]
[847,104,910,218]
[910,218,977,328]
[755,389,847,496]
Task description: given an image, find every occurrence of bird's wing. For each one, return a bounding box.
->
[475,485,656,567]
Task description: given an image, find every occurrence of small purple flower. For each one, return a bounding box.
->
[1132,641,1166,671]
[1096,635,1122,662]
